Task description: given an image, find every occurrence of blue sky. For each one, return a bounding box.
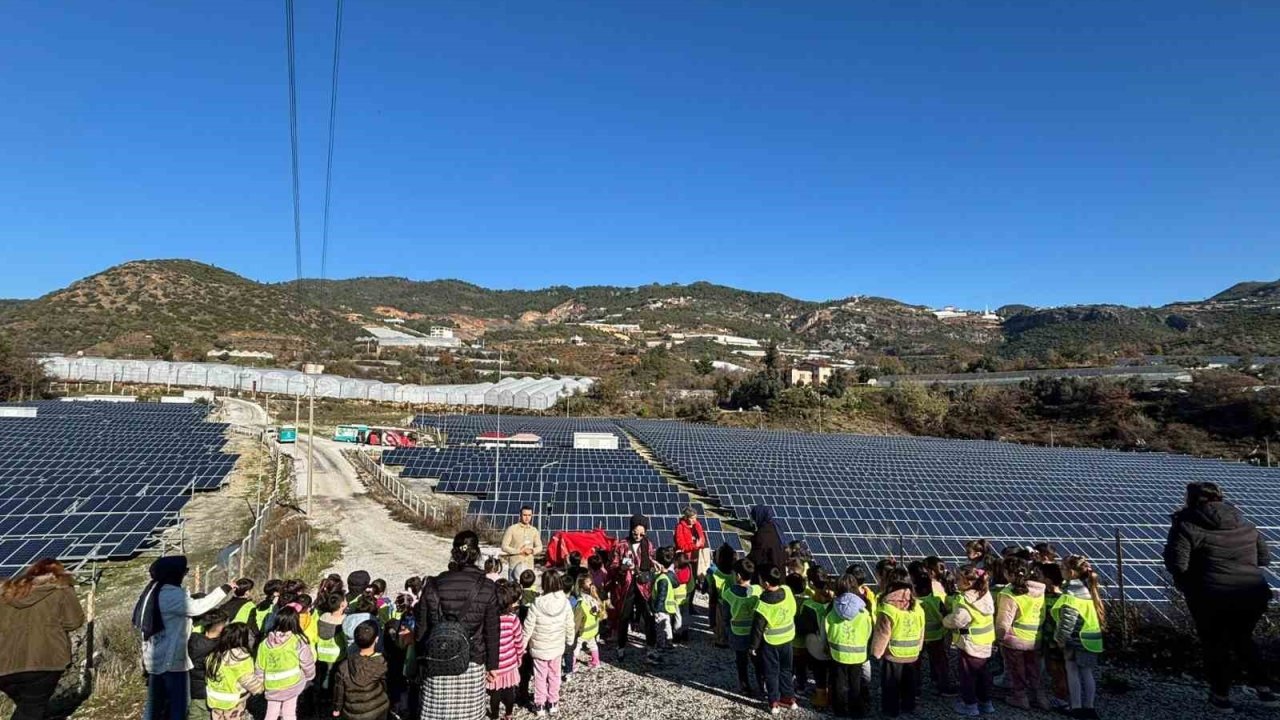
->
[2,2,1277,308]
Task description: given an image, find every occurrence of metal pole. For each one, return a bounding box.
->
[1115,527,1128,650]
[268,543,275,578]
[307,383,315,515]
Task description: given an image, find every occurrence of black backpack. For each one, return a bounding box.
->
[421,576,484,677]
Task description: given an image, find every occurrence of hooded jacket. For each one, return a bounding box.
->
[870,587,919,663]
[141,585,227,674]
[254,630,316,700]
[1163,500,1270,602]
[942,588,996,659]
[747,506,785,577]
[332,652,389,720]
[521,591,575,660]
[995,581,1046,651]
[0,577,86,677]
[832,591,866,621]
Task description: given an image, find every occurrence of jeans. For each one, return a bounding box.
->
[880,660,918,717]
[830,663,865,718]
[957,652,991,706]
[735,650,765,689]
[759,643,795,705]
[531,658,562,709]
[1064,653,1096,710]
[144,671,189,720]
[0,670,62,720]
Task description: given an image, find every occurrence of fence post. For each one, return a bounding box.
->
[268,543,275,578]
[194,566,202,593]
[1115,527,1128,650]
[239,544,245,577]
[284,538,291,573]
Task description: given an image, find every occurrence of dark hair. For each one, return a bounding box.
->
[232,578,255,597]
[1038,561,1064,589]
[909,562,933,597]
[758,563,783,587]
[541,569,564,594]
[196,607,229,631]
[957,564,990,599]
[520,505,533,513]
[451,531,482,567]
[519,569,536,589]
[317,592,344,614]
[785,573,806,595]
[348,595,376,615]
[1033,542,1058,562]
[484,557,503,575]
[206,622,255,683]
[875,558,898,583]
[498,581,522,611]
[587,554,604,571]
[965,539,993,563]
[655,546,675,568]
[272,606,306,640]
[734,558,755,581]
[843,564,868,587]
[404,577,422,594]
[296,593,312,611]
[353,620,379,650]
[371,579,386,595]
[1187,481,1224,506]
[258,578,283,611]
[835,573,859,596]
[923,556,947,579]
[715,543,737,573]
[568,551,583,567]
[883,567,917,610]
[282,579,307,595]
[806,567,827,592]
[1004,556,1031,594]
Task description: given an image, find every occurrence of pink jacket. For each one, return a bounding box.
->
[995,581,1046,651]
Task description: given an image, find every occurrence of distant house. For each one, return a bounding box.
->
[429,326,455,339]
[789,360,833,387]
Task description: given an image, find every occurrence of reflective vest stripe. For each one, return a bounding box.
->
[205,688,242,704]
[1050,593,1103,653]
[755,587,797,646]
[826,610,872,665]
[1013,621,1041,631]
[264,668,302,682]
[765,623,795,638]
[722,586,761,636]
[879,603,925,659]
[206,656,254,711]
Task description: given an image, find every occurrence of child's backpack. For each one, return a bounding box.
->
[421,576,483,677]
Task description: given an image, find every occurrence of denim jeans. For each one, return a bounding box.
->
[759,643,795,705]
[144,671,189,720]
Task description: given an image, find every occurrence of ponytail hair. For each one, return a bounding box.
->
[450,531,482,568]
[1064,555,1106,630]
[1003,556,1030,595]
[957,564,989,599]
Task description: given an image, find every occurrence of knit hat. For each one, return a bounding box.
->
[346,570,371,598]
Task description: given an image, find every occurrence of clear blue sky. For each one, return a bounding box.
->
[2,2,1278,308]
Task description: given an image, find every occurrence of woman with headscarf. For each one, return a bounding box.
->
[415,531,500,720]
[131,555,230,720]
[747,505,785,582]
[1163,482,1277,713]
[608,513,656,660]
[0,558,86,720]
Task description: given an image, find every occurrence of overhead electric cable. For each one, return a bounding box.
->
[284,0,304,284]
[320,0,345,280]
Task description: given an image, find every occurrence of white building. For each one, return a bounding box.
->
[429,326,455,339]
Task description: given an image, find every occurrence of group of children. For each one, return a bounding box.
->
[187,571,424,720]
[706,539,1106,719]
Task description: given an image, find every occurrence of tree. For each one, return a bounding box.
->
[763,342,781,374]
[693,357,715,376]
[0,336,49,402]
[728,370,782,410]
[822,368,851,398]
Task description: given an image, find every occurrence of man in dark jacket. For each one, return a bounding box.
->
[333,621,390,720]
[748,505,785,583]
[1162,482,1276,712]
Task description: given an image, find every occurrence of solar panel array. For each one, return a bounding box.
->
[618,419,1280,601]
[382,434,739,549]
[0,401,236,578]
[411,415,624,448]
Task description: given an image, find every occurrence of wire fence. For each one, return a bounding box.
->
[349,448,447,521]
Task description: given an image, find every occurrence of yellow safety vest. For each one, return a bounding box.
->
[303,611,319,648]
[722,585,762,636]
[232,601,256,626]
[878,602,925,659]
[711,569,733,595]
[1051,593,1103,653]
[1002,589,1045,645]
[315,627,343,664]
[864,588,878,617]
[378,603,401,626]
[949,594,995,647]
[793,598,829,649]
[755,586,797,646]
[920,594,945,642]
[826,609,872,665]
[257,634,303,691]
[577,600,601,641]
[673,576,689,607]
[205,655,254,711]
[654,572,678,614]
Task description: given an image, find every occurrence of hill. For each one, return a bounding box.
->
[0,260,359,359]
[1209,279,1280,303]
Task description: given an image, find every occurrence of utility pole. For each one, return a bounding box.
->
[302,364,324,515]
[494,350,502,500]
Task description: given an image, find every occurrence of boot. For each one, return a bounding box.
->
[811,687,830,709]
[589,649,600,669]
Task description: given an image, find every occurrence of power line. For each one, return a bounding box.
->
[320,0,345,281]
[284,0,303,284]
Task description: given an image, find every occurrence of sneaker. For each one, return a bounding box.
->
[953,701,980,717]
[535,711,548,719]
[783,698,799,710]
[979,701,996,715]
[549,706,559,716]
[1209,695,1235,714]
[770,706,781,716]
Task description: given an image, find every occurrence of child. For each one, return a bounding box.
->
[490,582,524,720]
[586,553,610,640]
[342,596,378,654]
[722,559,765,696]
[785,541,812,579]
[650,546,680,661]
[254,579,283,633]
[205,622,265,720]
[402,577,422,607]
[942,565,996,717]
[517,569,539,707]
[224,579,257,627]
[521,570,575,717]
[315,592,347,707]
[871,568,924,718]
[708,544,738,648]
[485,557,505,582]
[1052,556,1105,720]
[369,579,389,614]
[826,573,871,718]
[798,573,833,710]
[255,606,316,720]
[519,569,539,615]
[750,563,798,714]
[996,556,1048,710]
[785,573,812,695]
[332,620,389,720]
[911,563,955,697]
[923,557,950,600]
[673,550,694,645]
[190,608,230,720]
[565,551,587,587]
[381,593,415,716]
[574,575,604,670]
[1039,561,1070,711]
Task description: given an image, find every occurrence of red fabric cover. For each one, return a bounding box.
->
[545,529,614,567]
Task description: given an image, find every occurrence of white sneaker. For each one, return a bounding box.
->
[536,710,548,719]
[549,705,560,715]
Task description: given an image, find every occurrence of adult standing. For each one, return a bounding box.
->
[608,514,656,660]
[1162,481,1276,713]
[131,555,229,720]
[0,558,86,720]
[416,531,500,720]
[747,505,785,581]
[674,506,708,579]
[500,506,543,582]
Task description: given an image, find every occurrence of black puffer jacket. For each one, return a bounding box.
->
[187,633,219,700]
[333,653,389,720]
[1163,500,1271,601]
[415,565,500,671]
